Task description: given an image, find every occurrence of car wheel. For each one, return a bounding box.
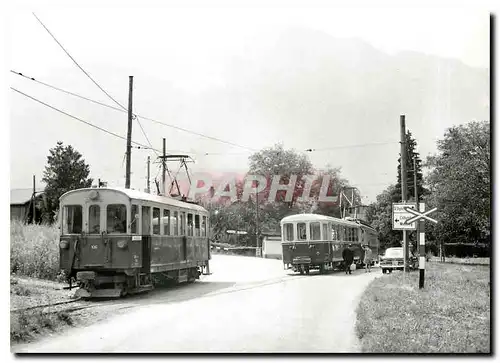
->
[382,268,386,274]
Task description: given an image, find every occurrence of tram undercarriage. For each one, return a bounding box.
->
[70,267,204,298]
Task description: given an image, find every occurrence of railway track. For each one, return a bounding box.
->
[10,298,85,314]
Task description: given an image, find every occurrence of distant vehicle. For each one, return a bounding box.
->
[58,187,211,298]
[280,213,380,275]
[380,247,418,273]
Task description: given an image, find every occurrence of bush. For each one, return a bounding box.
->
[10,220,60,280]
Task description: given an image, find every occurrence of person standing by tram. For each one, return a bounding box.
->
[342,244,355,275]
[363,244,373,273]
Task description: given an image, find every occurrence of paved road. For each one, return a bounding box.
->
[14,255,379,353]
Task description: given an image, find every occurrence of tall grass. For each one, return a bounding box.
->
[10,220,61,280]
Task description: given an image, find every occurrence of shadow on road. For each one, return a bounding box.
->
[118,281,237,306]
[285,267,381,277]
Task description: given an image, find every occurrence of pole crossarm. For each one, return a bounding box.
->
[404,207,438,224]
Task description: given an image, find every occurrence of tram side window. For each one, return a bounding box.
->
[131,204,138,234]
[163,209,171,236]
[172,211,178,236]
[107,204,127,233]
[63,205,82,234]
[310,222,321,241]
[322,223,328,241]
[201,216,207,237]
[142,206,151,235]
[283,223,294,241]
[194,215,200,237]
[298,223,307,240]
[187,214,194,236]
[152,207,161,235]
[88,205,100,234]
[180,212,186,235]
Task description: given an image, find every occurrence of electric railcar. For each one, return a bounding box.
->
[280,214,379,275]
[58,187,210,298]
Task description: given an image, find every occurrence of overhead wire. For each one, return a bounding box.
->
[11,87,161,152]
[11,69,256,152]
[32,12,128,112]
[304,141,399,152]
[32,14,159,157]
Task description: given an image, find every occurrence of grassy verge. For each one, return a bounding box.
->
[10,277,76,343]
[355,262,490,353]
[10,221,75,344]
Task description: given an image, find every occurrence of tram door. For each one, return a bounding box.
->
[141,206,151,273]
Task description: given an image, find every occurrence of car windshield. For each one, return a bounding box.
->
[385,248,403,258]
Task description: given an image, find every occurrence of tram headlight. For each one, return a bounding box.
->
[117,240,128,249]
[59,240,69,250]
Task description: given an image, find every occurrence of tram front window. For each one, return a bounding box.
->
[107,204,127,233]
[283,223,294,241]
[298,223,307,240]
[63,205,82,234]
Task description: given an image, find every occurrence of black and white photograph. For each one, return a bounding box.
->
[6,0,492,354]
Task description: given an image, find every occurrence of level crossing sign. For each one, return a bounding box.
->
[406,207,438,224]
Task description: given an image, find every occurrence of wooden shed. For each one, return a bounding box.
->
[10,188,44,223]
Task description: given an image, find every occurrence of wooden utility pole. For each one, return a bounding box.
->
[146,156,151,193]
[125,76,134,189]
[32,175,36,224]
[162,138,166,196]
[400,115,408,273]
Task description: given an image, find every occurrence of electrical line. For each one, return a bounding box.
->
[305,141,399,152]
[10,70,124,112]
[135,115,159,156]
[11,87,161,152]
[30,14,159,157]
[11,69,256,151]
[33,13,128,112]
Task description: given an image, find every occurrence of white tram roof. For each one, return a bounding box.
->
[280,213,361,227]
[60,187,208,213]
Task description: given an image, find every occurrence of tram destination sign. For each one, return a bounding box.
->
[392,202,417,230]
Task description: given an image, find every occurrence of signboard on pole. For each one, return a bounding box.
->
[392,203,417,230]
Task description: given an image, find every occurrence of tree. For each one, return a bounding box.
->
[42,141,93,223]
[395,130,427,202]
[424,120,490,249]
[248,143,315,208]
[366,130,425,252]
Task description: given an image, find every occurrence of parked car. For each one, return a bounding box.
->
[380,247,418,273]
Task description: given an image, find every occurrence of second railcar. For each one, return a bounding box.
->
[280,213,379,274]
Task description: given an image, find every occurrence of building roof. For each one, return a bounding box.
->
[10,188,44,205]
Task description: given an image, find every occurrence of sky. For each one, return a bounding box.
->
[5,3,491,203]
